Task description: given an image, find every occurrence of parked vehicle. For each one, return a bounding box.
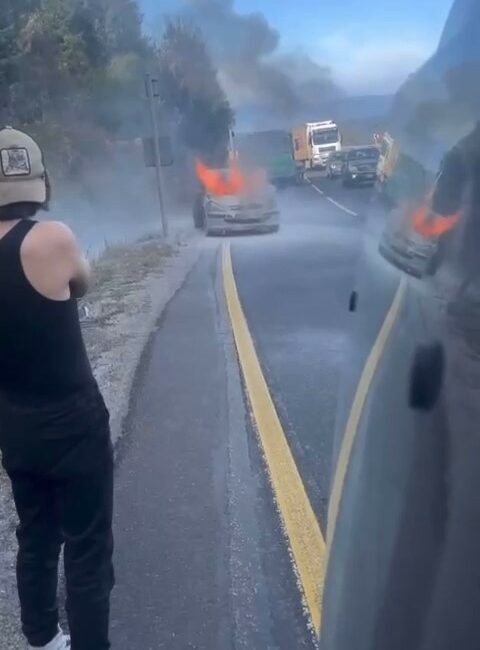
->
[292,121,342,170]
[375,131,399,185]
[342,146,379,186]
[326,151,346,179]
[235,130,299,188]
[378,206,440,277]
[193,169,280,236]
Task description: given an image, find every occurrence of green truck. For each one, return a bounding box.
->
[235,130,301,187]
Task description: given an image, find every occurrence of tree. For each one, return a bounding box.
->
[0,0,236,178]
[103,0,147,56]
[157,20,234,160]
[0,0,41,121]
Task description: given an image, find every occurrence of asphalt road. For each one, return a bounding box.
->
[231,179,364,527]
[109,175,398,649]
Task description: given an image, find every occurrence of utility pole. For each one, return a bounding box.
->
[229,128,236,162]
[145,73,168,238]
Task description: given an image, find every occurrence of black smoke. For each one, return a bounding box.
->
[160,0,343,123]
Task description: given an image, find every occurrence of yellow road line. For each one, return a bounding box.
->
[326,277,406,556]
[222,242,326,634]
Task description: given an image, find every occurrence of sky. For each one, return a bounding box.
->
[140,0,454,95]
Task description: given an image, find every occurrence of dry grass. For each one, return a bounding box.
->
[79,240,175,367]
[83,241,173,323]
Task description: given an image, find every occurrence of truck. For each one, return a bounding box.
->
[292,121,342,170]
[375,131,399,186]
[234,130,300,188]
[375,132,429,207]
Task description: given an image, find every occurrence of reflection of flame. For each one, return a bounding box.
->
[195,160,267,196]
[412,204,461,238]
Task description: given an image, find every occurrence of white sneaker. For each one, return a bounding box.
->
[29,629,71,650]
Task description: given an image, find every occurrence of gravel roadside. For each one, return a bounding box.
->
[0,228,204,649]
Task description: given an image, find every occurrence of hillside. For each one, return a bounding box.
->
[235,95,392,132]
[390,0,480,167]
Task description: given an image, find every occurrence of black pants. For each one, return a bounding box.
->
[0,398,114,650]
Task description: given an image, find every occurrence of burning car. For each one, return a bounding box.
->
[378,205,441,277]
[193,161,280,235]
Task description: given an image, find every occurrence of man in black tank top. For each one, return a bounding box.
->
[0,127,114,650]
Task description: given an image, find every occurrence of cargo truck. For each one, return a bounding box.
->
[234,130,299,188]
[292,121,342,170]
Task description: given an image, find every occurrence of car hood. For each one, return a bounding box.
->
[206,187,276,208]
[385,208,436,248]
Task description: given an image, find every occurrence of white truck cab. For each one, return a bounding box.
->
[307,121,342,168]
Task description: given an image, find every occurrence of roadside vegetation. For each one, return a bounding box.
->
[0,1,234,200]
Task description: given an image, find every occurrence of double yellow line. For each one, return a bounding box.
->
[222,242,405,635]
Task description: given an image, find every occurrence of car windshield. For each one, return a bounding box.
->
[347,148,379,161]
[312,128,339,145]
[330,153,344,162]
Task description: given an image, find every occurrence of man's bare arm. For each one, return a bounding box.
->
[55,223,91,298]
[28,221,92,299]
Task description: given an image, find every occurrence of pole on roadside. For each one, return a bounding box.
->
[145,73,168,239]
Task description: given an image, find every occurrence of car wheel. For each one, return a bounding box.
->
[425,247,443,277]
[193,194,205,229]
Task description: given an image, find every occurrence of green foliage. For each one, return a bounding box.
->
[157,19,234,160]
[0,1,233,173]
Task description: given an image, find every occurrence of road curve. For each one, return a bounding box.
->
[109,175,402,648]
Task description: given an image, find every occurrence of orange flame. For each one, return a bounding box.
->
[412,204,462,238]
[195,160,267,196]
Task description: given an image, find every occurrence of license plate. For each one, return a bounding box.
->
[226,215,258,224]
